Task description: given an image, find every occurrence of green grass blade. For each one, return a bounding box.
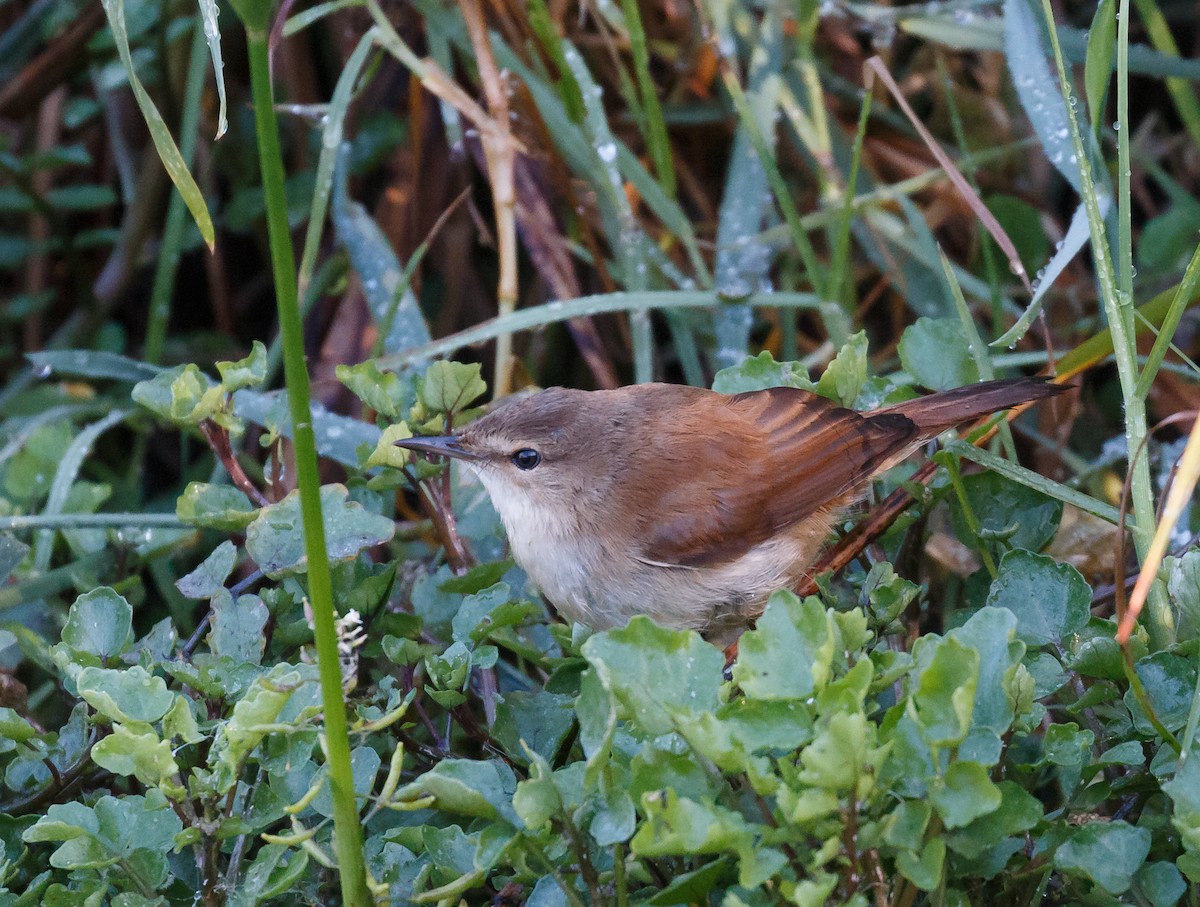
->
[99,0,215,248]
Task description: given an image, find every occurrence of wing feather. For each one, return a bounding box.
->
[639,387,918,567]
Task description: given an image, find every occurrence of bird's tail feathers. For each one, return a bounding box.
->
[879,377,1065,438]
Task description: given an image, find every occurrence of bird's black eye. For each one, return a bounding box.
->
[511,448,541,470]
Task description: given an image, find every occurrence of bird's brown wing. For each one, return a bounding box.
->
[640,387,918,568]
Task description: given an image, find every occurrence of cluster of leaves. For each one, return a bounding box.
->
[0,349,1196,906]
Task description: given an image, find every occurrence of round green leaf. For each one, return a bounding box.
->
[91,724,180,792]
[1125,652,1198,734]
[733,591,833,700]
[948,470,1062,554]
[245,484,395,577]
[61,587,133,659]
[898,317,978,390]
[929,761,1002,829]
[985,550,1090,646]
[176,483,257,532]
[582,617,723,736]
[76,666,174,724]
[1055,820,1151,894]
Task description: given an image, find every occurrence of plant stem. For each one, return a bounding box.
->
[1038,0,1171,646]
[244,26,369,906]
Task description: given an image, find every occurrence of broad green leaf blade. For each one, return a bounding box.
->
[985,550,1090,647]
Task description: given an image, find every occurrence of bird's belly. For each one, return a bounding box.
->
[499,490,835,639]
[513,523,829,641]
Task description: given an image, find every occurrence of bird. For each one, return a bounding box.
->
[397,378,1063,644]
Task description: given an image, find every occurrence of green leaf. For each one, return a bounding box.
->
[76,666,175,724]
[1070,631,1126,681]
[176,482,258,531]
[493,691,575,766]
[162,695,202,745]
[175,540,238,599]
[310,745,380,819]
[1025,651,1068,698]
[1055,821,1151,894]
[790,874,838,907]
[929,761,1002,829]
[714,698,814,754]
[985,550,1090,646]
[425,642,472,701]
[631,789,752,858]
[513,765,562,830]
[23,791,181,876]
[25,350,164,383]
[1166,550,1200,640]
[211,665,317,794]
[945,781,1042,857]
[131,363,223,425]
[711,350,814,394]
[815,331,869,405]
[1042,722,1094,767]
[590,785,636,846]
[986,195,1050,277]
[1136,861,1187,907]
[336,360,411,419]
[209,590,268,664]
[4,420,71,506]
[910,636,979,746]
[419,361,487,415]
[949,470,1063,554]
[799,711,873,793]
[364,421,413,470]
[884,800,931,848]
[896,838,945,891]
[231,844,310,906]
[99,0,214,247]
[581,617,723,735]
[60,587,132,659]
[947,607,1024,760]
[0,533,29,585]
[439,560,515,594]
[451,583,536,644]
[631,745,716,805]
[245,484,395,577]
[733,591,833,700]
[1084,0,1117,132]
[1125,652,1198,734]
[396,760,518,824]
[331,171,431,357]
[1042,721,1093,795]
[91,724,181,794]
[898,317,978,390]
[864,561,919,624]
[0,707,37,744]
[527,877,569,907]
[647,858,731,906]
[1162,744,1200,833]
[216,341,268,392]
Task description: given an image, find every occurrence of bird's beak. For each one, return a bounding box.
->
[394,434,484,462]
